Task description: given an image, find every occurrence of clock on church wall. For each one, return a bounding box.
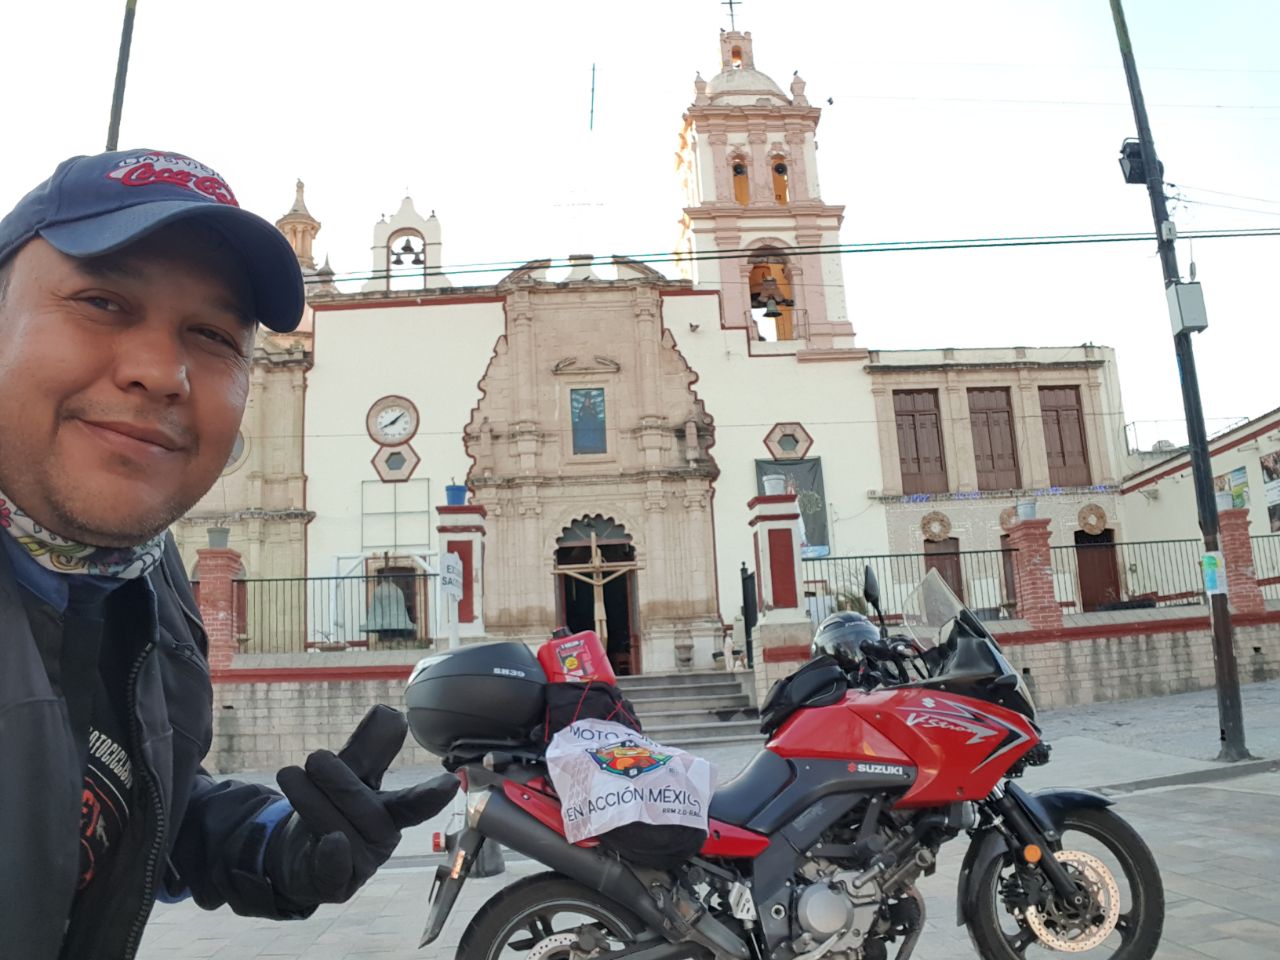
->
[366,395,420,446]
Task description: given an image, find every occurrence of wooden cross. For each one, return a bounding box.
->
[555,531,637,642]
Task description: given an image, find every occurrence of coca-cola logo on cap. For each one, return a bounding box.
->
[107,153,239,207]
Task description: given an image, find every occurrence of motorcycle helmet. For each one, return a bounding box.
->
[811,611,881,671]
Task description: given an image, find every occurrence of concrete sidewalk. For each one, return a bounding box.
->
[144,680,1280,959]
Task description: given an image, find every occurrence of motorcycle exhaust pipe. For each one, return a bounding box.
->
[470,788,748,959]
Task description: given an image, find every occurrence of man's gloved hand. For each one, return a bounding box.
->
[265,704,459,906]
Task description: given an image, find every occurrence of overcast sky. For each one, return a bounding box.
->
[3,1,1278,448]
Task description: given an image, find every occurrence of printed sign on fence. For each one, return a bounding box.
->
[545,719,714,843]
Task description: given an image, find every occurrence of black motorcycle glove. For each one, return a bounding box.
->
[265,704,459,907]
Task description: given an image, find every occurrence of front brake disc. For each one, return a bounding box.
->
[1024,850,1122,952]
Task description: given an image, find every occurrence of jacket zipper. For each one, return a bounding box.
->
[122,640,164,960]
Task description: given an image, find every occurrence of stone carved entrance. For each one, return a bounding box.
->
[554,516,639,674]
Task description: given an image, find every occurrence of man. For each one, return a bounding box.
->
[0,149,459,959]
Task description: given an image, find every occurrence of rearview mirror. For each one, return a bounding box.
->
[862,565,881,609]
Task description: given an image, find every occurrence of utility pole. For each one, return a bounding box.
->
[106,0,138,151]
[1110,0,1251,761]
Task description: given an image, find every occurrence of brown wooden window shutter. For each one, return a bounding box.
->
[968,387,1021,491]
[1040,386,1091,487]
[894,390,948,494]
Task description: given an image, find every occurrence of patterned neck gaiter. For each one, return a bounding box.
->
[0,487,165,579]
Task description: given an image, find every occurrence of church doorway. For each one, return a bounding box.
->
[554,515,640,675]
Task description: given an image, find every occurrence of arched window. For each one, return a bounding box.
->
[749,258,797,341]
[731,159,750,205]
[387,230,426,291]
[731,45,743,69]
[771,159,790,204]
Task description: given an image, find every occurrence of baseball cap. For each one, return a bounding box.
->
[0,149,305,332]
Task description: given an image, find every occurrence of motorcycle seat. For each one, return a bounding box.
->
[709,749,794,826]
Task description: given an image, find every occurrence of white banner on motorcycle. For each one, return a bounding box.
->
[545,719,715,844]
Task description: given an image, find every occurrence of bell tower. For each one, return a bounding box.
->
[675,30,854,349]
[275,180,320,271]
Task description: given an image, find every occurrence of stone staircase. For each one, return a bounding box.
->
[616,670,761,748]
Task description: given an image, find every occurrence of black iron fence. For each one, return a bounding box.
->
[1048,540,1202,613]
[1252,534,1280,601]
[802,549,1016,625]
[238,573,436,654]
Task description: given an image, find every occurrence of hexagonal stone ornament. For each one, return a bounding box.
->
[764,421,814,460]
[372,442,420,482]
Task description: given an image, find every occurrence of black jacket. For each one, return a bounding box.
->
[0,536,294,960]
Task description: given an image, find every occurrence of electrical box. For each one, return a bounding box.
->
[1167,281,1208,335]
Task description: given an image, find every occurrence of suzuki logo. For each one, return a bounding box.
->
[850,762,907,777]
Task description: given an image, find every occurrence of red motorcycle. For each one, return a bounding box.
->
[408,568,1163,960]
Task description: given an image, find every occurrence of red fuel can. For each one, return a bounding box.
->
[537,630,616,685]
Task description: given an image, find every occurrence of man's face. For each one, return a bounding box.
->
[0,224,255,547]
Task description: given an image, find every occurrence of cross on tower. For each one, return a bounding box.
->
[722,0,741,31]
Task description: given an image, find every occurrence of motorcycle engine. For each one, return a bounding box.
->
[792,859,884,957]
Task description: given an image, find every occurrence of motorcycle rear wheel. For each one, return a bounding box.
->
[458,872,647,960]
[967,807,1163,960]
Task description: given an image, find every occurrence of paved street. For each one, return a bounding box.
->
[141,680,1280,960]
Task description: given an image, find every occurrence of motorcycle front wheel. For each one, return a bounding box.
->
[967,807,1164,960]
[458,872,647,960]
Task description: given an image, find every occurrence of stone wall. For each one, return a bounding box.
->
[996,617,1280,710]
[207,677,436,775]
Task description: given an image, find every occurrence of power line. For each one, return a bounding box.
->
[1166,182,1280,206]
[305,226,1280,286]
[827,93,1280,110]
[1170,196,1280,218]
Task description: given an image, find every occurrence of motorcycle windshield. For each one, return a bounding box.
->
[899,568,968,651]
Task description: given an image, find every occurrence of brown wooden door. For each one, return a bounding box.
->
[924,537,965,602]
[1075,530,1121,611]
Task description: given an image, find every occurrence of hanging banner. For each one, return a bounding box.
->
[755,458,830,558]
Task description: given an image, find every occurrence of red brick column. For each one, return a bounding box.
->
[1006,518,1062,630]
[1218,508,1266,615]
[196,547,243,673]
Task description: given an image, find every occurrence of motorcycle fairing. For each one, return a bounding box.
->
[953,783,1115,926]
[765,688,1037,807]
[702,821,771,858]
[743,758,917,835]
[795,688,1039,807]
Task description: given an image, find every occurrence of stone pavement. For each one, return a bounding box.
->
[140,680,1280,960]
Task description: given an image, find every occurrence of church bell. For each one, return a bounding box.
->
[360,579,416,637]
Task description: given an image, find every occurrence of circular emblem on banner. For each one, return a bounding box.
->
[921,511,952,542]
[1078,503,1108,535]
[999,506,1019,532]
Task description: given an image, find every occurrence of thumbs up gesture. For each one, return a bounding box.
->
[266,704,459,905]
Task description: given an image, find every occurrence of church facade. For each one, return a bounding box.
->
[193,29,1142,672]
